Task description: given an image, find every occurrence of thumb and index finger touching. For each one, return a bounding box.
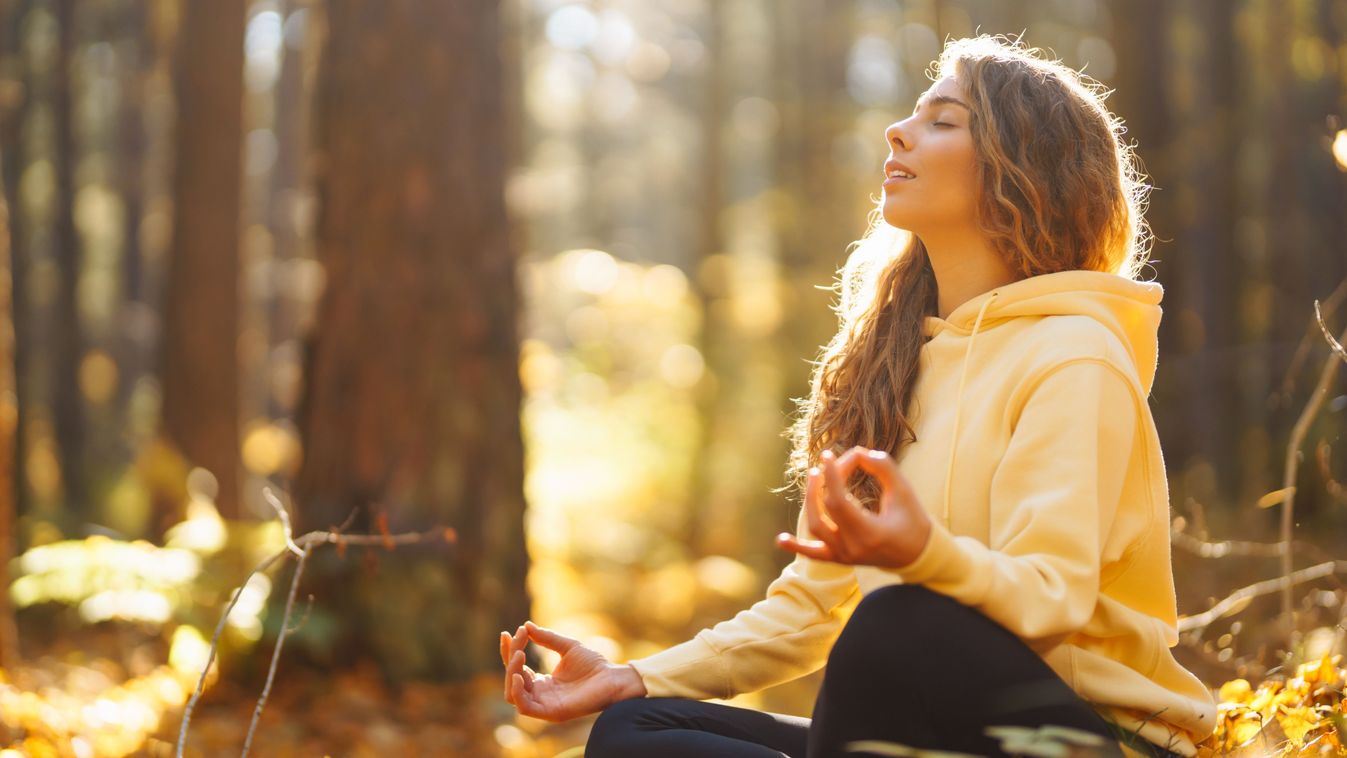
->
[832,446,916,514]
[500,621,582,710]
[524,620,580,654]
[500,620,580,658]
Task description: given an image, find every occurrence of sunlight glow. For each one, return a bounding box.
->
[545,5,599,50]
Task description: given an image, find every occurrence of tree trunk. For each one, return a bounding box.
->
[51,0,83,522]
[1167,0,1242,509]
[682,0,724,555]
[265,0,313,419]
[294,0,529,681]
[159,0,244,518]
[0,148,20,670]
[0,2,30,571]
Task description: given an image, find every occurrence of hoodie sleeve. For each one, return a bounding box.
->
[627,508,862,699]
[889,357,1140,649]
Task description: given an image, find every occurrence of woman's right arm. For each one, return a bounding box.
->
[627,517,861,700]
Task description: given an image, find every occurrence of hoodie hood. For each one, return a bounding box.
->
[922,269,1164,394]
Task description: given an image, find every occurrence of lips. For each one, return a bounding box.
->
[883,160,917,183]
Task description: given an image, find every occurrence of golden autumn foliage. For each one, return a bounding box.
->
[0,663,197,757]
[1199,655,1347,756]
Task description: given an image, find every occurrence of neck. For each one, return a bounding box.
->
[920,227,1018,320]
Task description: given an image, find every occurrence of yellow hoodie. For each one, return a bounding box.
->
[627,270,1218,755]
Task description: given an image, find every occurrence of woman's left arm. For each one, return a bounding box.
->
[779,358,1140,648]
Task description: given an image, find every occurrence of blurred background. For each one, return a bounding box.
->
[0,0,1345,755]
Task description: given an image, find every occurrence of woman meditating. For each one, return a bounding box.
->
[499,34,1217,758]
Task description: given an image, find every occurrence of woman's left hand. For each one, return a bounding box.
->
[776,446,932,569]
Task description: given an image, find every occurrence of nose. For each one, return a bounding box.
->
[885,117,913,152]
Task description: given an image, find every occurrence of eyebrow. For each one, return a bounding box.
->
[913,94,970,115]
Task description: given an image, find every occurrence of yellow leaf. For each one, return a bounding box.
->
[1257,486,1295,508]
[1295,655,1341,687]
[1228,716,1265,746]
[1219,678,1253,704]
[21,737,59,758]
[1279,705,1317,746]
[1285,676,1311,698]
[1250,681,1282,714]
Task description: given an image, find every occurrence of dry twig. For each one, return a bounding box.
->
[1172,529,1286,559]
[174,489,456,758]
[1275,301,1347,641]
[1171,522,1345,567]
[241,544,310,758]
[1276,277,1347,406]
[1179,560,1347,635]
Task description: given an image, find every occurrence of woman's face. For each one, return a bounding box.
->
[881,76,980,235]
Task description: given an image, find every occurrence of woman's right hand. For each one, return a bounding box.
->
[500,621,648,722]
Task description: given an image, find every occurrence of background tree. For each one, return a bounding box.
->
[293,0,529,681]
[0,150,18,669]
[158,0,245,519]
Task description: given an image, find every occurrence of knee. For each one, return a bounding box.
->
[826,585,967,677]
[585,697,657,758]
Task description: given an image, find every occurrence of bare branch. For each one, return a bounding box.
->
[176,549,288,758]
[1276,306,1347,640]
[1179,560,1347,634]
[241,545,310,758]
[1171,530,1285,559]
[1171,525,1345,567]
[296,525,454,550]
[1315,300,1347,366]
[1277,277,1347,404]
[174,515,455,757]
[262,487,303,557]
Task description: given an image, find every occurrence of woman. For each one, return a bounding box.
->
[500,35,1217,757]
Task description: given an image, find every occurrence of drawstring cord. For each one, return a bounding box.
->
[940,292,999,528]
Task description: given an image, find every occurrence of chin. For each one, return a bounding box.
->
[880,202,915,231]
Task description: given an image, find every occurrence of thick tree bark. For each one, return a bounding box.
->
[1169,0,1242,507]
[159,0,244,518]
[294,0,529,680]
[683,0,724,554]
[265,0,312,419]
[0,150,19,669]
[0,2,30,565]
[0,0,24,667]
[51,0,83,520]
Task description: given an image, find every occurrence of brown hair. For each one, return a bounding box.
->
[781,34,1152,508]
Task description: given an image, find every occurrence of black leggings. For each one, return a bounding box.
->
[587,585,1182,758]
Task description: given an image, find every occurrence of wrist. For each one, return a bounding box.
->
[608,663,647,701]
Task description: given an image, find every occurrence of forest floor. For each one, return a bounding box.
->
[157,664,592,757]
[1,621,592,757]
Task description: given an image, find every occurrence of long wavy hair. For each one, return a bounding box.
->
[782,34,1152,509]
